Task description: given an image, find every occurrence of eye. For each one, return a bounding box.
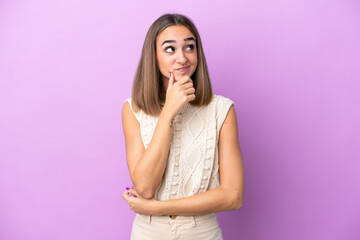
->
[165,46,175,53]
[186,44,195,51]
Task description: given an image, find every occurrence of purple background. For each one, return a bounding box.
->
[1,0,359,239]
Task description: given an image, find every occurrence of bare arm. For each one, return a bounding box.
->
[123,106,244,214]
[122,74,195,199]
[122,103,172,199]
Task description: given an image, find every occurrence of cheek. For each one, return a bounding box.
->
[158,54,174,70]
[188,53,198,65]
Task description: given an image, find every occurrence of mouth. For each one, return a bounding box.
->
[176,66,190,73]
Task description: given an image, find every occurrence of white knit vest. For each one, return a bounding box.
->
[127,95,234,201]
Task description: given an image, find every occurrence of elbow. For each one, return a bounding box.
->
[133,184,155,199]
[221,186,243,210]
[229,193,243,210]
[132,173,156,199]
[139,189,154,199]
[232,198,243,210]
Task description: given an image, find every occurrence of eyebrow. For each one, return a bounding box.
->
[161,37,196,46]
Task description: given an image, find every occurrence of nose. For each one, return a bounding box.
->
[176,50,187,64]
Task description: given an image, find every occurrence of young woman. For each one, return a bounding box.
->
[122,13,244,240]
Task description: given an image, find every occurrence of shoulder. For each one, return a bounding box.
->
[211,94,235,107]
[122,98,132,117]
[211,95,235,119]
[210,95,235,135]
[122,98,140,123]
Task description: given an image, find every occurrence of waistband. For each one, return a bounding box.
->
[135,213,216,225]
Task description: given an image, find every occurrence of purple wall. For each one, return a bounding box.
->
[0,0,359,239]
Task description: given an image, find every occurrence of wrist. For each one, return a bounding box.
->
[159,107,174,124]
[151,199,164,215]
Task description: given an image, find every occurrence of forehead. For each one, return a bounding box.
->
[156,25,194,44]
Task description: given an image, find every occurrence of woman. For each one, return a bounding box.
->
[122,13,244,240]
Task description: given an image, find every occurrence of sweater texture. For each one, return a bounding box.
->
[127,95,234,201]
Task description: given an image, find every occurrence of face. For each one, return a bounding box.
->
[156,25,198,84]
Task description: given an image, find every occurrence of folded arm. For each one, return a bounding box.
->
[123,76,196,199]
[122,102,173,199]
[123,106,244,215]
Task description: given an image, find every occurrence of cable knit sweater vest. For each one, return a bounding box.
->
[127,95,234,201]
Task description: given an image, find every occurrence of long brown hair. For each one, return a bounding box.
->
[131,13,213,116]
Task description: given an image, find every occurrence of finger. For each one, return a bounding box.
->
[181,82,194,90]
[128,188,140,197]
[187,94,196,101]
[122,191,130,201]
[176,76,192,85]
[185,87,195,95]
[167,72,175,90]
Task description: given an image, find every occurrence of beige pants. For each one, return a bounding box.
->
[131,213,223,240]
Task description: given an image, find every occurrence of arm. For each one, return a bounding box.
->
[123,106,244,215]
[122,74,195,199]
[122,102,172,199]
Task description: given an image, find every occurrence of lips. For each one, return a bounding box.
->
[176,66,190,73]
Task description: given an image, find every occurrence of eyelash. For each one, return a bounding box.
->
[165,44,195,53]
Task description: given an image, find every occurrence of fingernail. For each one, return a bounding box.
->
[170,72,171,77]
[126,187,130,190]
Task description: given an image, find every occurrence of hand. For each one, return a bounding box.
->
[122,187,159,215]
[163,73,195,119]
